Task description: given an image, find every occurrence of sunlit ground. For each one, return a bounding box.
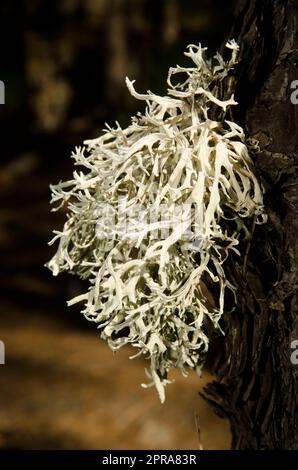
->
[0,307,230,449]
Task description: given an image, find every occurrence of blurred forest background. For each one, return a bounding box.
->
[0,0,235,449]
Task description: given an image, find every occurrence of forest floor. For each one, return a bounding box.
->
[0,305,230,450]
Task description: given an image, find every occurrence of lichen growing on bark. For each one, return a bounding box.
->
[47,41,266,402]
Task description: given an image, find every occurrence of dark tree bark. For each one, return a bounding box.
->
[203,0,298,449]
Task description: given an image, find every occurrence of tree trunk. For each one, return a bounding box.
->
[203,0,298,449]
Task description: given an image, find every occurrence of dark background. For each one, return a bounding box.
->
[0,0,234,449]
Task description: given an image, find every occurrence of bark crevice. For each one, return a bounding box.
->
[203,0,298,450]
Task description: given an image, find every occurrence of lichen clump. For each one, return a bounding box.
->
[48,41,266,402]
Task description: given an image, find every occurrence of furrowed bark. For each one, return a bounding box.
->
[203,0,298,449]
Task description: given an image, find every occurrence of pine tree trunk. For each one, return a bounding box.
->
[203,0,298,449]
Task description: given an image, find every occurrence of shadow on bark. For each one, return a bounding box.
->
[202,0,298,450]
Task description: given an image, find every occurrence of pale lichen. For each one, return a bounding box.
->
[47,40,266,402]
